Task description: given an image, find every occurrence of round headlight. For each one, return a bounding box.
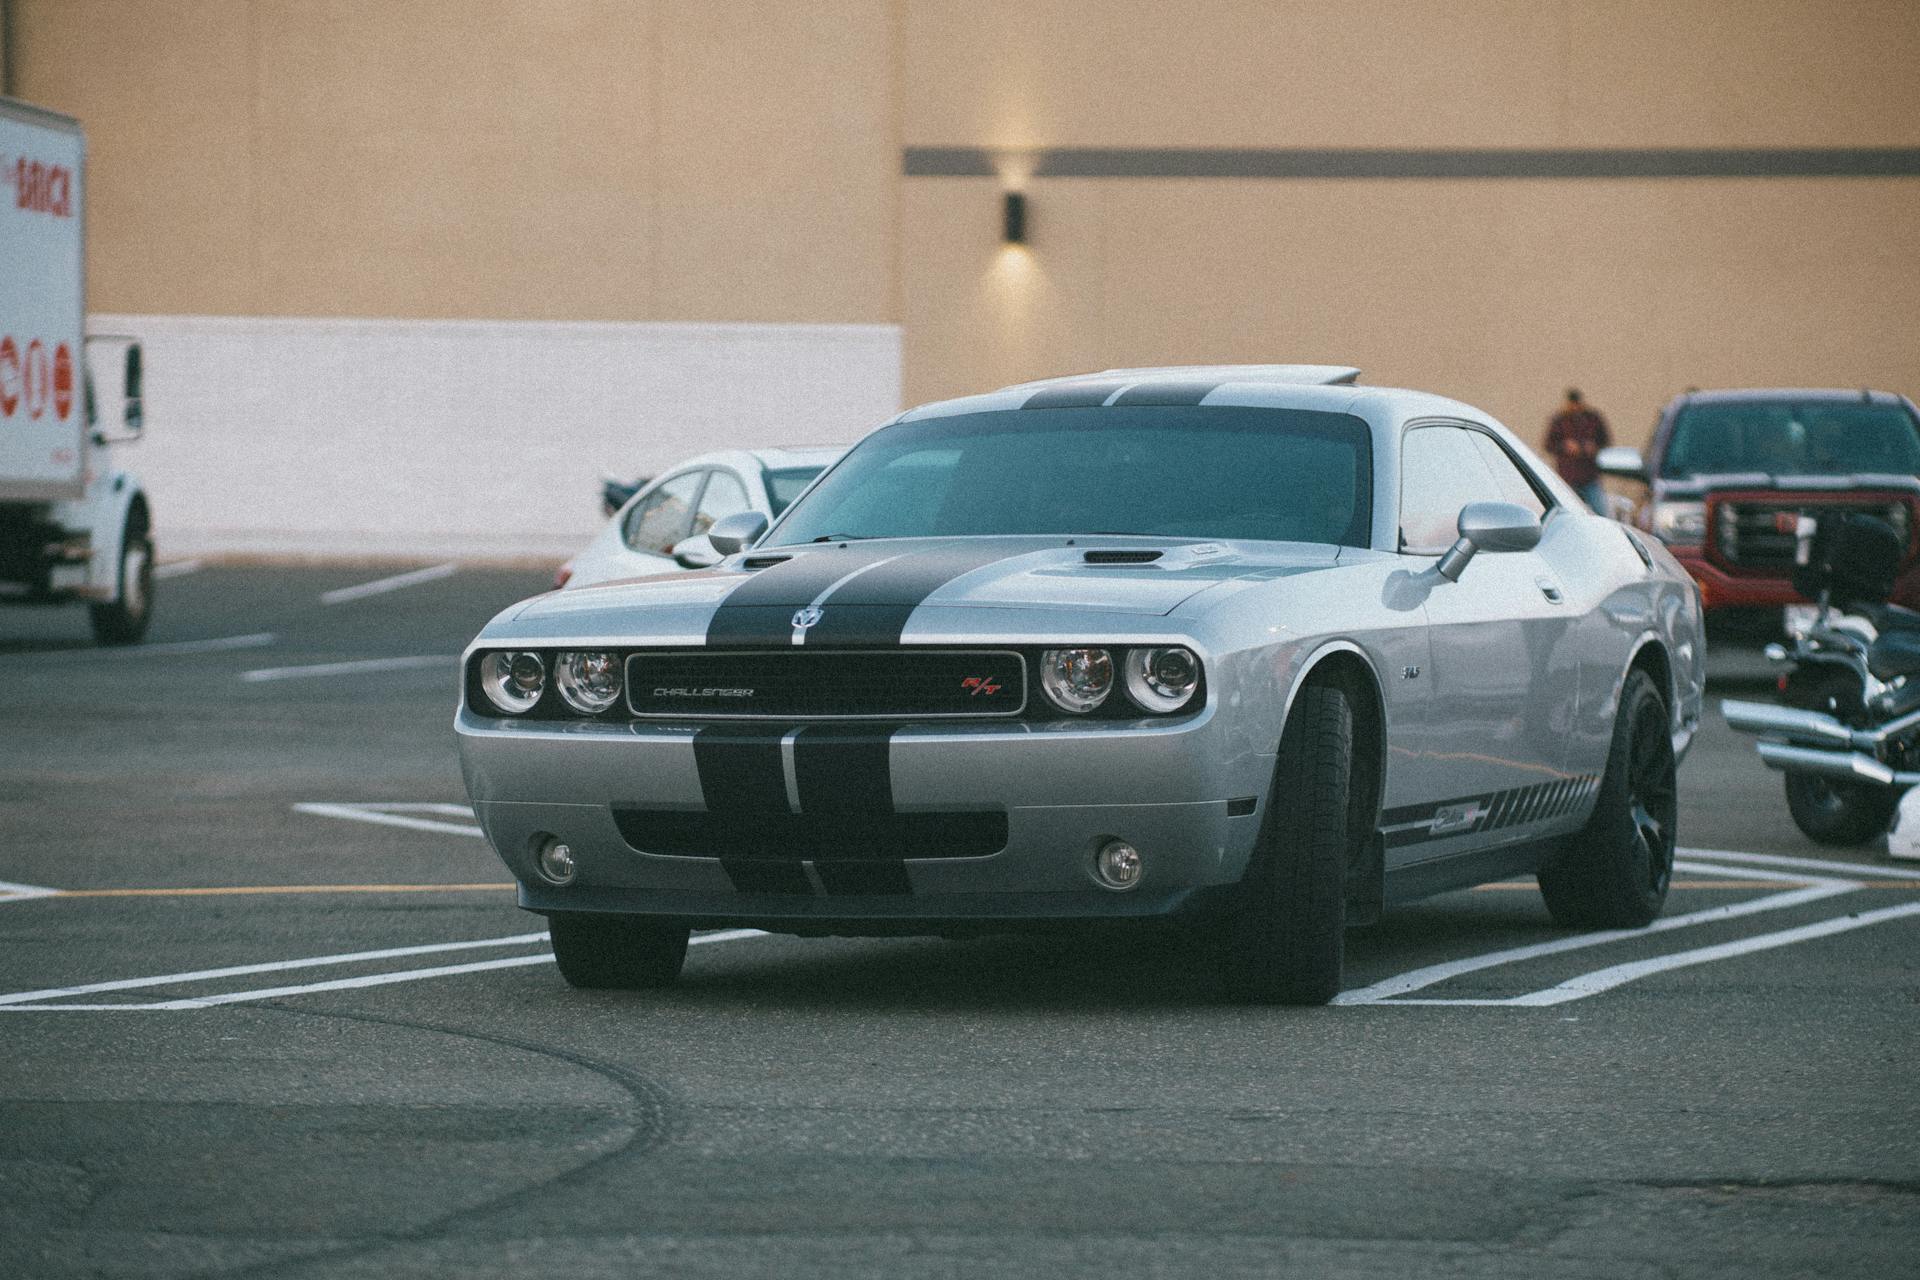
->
[555,650,623,714]
[479,650,545,714]
[1124,646,1200,713]
[1039,647,1114,713]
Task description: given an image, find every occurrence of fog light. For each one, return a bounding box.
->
[534,835,576,886]
[1093,838,1142,891]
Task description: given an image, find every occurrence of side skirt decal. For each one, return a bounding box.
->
[1379,775,1600,851]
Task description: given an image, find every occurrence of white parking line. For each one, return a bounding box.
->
[1389,901,1920,1007]
[0,880,61,904]
[1333,859,1859,1006]
[319,563,458,605]
[0,929,766,1011]
[293,802,485,838]
[242,655,449,683]
[152,559,204,580]
[0,931,552,1006]
[1677,846,1908,882]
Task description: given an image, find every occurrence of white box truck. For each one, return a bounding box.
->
[1,96,153,644]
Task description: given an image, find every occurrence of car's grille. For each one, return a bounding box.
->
[1715,500,1908,572]
[624,649,1028,719]
[611,807,1008,859]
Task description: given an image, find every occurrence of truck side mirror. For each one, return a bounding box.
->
[707,511,769,556]
[1437,501,1543,581]
[1595,445,1645,482]
[123,343,144,433]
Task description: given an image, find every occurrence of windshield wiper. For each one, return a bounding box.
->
[810,533,867,543]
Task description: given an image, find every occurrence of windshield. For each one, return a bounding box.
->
[763,466,826,516]
[768,406,1373,547]
[1661,400,1920,478]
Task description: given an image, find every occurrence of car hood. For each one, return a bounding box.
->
[499,536,1338,641]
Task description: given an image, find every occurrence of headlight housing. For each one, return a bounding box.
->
[1039,647,1114,714]
[555,650,623,714]
[478,650,546,714]
[1653,500,1707,546]
[1124,646,1201,713]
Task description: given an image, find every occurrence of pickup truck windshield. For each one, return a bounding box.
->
[1662,401,1920,478]
[769,406,1372,548]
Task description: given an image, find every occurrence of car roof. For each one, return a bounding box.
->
[895,364,1505,428]
[660,446,843,476]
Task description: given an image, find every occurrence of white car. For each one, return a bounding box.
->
[558,447,841,589]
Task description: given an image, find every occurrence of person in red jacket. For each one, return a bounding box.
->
[1545,388,1612,515]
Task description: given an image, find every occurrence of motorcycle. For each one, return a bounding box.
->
[1723,512,1920,846]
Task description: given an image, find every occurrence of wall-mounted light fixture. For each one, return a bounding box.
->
[1003,190,1027,244]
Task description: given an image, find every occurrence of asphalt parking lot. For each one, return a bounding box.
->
[2,563,1916,1279]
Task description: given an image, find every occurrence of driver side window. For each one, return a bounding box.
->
[1399,426,1502,554]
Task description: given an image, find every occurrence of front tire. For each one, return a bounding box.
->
[549,914,690,990]
[1537,669,1676,928]
[89,523,153,646]
[1220,682,1353,1005]
[1782,773,1898,847]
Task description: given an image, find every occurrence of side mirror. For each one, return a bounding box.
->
[1437,501,1543,582]
[671,534,721,570]
[707,510,769,556]
[123,343,144,433]
[1595,445,1645,482]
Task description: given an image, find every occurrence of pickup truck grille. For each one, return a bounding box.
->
[625,649,1028,720]
[1714,499,1910,572]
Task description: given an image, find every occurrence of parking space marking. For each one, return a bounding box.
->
[1333,859,1860,1006]
[1677,846,1913,881]
[56,883,513,898]
[243,655,450,683]
[0,880,61,904]
[1388,901,1920,1007]
[0,929,766,1011]
[293,801,484,837]
[319,563,458,605]
[0,931,551,1007]
[152,559,204,580]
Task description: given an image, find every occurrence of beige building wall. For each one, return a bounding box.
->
[14,0,1920,456]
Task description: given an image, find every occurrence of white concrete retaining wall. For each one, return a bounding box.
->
[87,315,901,561]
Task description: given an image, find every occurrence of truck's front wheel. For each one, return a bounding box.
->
[89,518,153,646]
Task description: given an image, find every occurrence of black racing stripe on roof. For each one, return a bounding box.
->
[1108,381,1221,406]
[1021,381,1131,409]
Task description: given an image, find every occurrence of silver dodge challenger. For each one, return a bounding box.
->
[457,365,1706,1004]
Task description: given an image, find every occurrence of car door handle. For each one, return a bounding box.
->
[1536,576,1564,604]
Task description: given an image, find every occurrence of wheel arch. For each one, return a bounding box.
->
[1281,641,1388,835]
[1624,632,1675,716]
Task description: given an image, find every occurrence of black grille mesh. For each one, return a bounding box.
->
[626,649,1027,719]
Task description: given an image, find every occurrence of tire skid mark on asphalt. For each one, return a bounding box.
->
[0,930,765,1012]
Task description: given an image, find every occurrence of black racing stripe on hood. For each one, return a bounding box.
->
[1109,381,1220,406]
[798,543,1021,647]
[705,543,900,646]
[1021,380,1129,409]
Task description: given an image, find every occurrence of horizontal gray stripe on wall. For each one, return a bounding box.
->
[903,146,1920,179]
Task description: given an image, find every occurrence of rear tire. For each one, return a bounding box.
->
[1537,670,1676,928]
[89,523,153,646]
[1220,682,1353,1005]
[549,914,690,990]
[1782,773,1898,847]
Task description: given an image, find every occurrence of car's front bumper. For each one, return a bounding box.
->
[456,704,1274,929]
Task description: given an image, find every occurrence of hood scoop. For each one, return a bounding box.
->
[1081,549,1164,565]
[741,553,794,570]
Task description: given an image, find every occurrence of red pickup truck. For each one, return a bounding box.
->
[1601,388,1920,629]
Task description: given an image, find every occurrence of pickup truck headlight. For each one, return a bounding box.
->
[1653,501,1706,546]
[1039,648,1114,713]
[555,650,623,714]
[1124,647,1200,713]
[478,650,546,714]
